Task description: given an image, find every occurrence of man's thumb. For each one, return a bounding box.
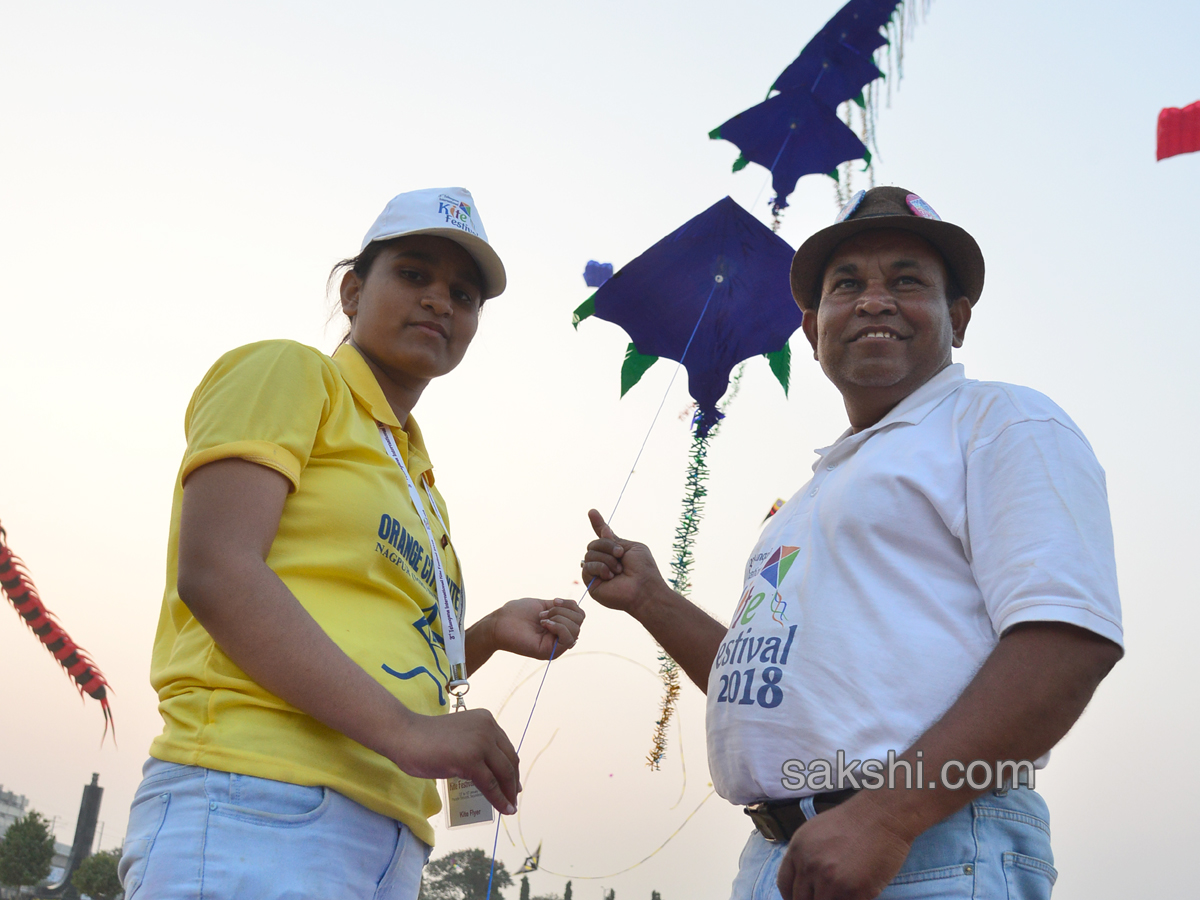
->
[588,508,616,541]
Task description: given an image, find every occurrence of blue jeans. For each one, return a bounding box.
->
[119,758,431,900]
[731,786,1057,899]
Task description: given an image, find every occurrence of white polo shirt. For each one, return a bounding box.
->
[705,364,1123,804]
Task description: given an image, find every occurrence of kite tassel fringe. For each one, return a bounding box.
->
[647,365,745,769]
[0,522,114,743]
[828,0,929,208]
[647,430,711,769]
[647,661,681,771]
[882,0,931,106]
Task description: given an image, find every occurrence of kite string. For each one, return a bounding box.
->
[484,278,723,898]
[604,278,721,522]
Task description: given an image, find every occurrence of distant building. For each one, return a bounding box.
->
[0,783,30,838]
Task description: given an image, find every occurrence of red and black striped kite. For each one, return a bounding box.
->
[1,520,114,742]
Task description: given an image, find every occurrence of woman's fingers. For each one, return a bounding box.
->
[471,757,518,816]
[457,714,520,815]
[535,599,583,650]
[540,599,584,628]
[540,616,579,646]
[542,622,573,645]
[394,709,521,815]
[488,725,521,810]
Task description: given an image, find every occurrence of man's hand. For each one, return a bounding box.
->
[579,509,728,691]
[581,509,671,617]
[776,794,913,900]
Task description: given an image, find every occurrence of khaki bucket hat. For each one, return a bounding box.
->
[789,186,985,311]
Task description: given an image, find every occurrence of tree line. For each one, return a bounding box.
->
[419,847,664,900]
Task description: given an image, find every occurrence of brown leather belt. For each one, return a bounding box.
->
[744,789,859,843]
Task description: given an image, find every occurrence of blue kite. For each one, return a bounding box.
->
[710,0,919,213]
[572,196,801,438]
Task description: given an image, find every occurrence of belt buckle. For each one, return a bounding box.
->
[744,803,789,843]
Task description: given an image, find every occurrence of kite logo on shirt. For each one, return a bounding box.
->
[732,545,799,625]
[438,195,478,235]
[382,602,451,706]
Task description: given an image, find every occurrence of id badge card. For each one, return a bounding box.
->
[443,776,495,828]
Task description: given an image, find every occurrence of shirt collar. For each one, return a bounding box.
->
[333,343,437,486]
[334,343,401,426]
[815,363,970,460]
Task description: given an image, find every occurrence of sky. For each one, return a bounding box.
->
[1,0,1197,897]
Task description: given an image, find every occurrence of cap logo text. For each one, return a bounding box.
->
[437,194,478,235]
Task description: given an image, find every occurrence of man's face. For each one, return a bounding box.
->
[801,229,971,428]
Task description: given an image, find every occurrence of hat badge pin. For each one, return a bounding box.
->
[835,190,866,223]
[905,193,942,221]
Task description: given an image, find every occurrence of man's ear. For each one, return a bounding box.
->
[340,270,362,318]
[950,296,971,349]
[801,307,820,359]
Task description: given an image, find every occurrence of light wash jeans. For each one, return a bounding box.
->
[731,786,1057,900]
[119,758,431,900]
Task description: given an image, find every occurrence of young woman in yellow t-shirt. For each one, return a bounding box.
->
[120,188,583,900]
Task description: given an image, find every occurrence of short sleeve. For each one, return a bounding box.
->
[964,418,1124,649]
[181,341,335,491]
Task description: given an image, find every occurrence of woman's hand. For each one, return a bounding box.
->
[388,706,521,816]
[466,598,584,672]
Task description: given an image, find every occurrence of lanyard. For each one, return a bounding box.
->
[377,424,468,699]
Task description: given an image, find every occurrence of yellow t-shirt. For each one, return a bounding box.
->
[149,340,464,846]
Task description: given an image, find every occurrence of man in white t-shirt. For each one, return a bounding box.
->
[580,186,1123,900]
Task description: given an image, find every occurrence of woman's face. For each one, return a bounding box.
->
[340,235,484,385]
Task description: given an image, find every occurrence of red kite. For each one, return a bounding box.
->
[1157,101,1200,161]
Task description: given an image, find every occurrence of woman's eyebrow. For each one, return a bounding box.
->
[394,250,436,264]
[394,249,482,292]
[458,274,484,293]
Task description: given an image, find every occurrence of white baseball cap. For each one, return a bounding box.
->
[361,187,507,299]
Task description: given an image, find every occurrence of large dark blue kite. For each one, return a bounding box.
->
[572,196,801,438]
[710,0,905,212]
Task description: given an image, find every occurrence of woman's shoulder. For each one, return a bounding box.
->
[182,341,348,483]
[200,340,340,389]
[188,340,345,418]
[211,339,335,372]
